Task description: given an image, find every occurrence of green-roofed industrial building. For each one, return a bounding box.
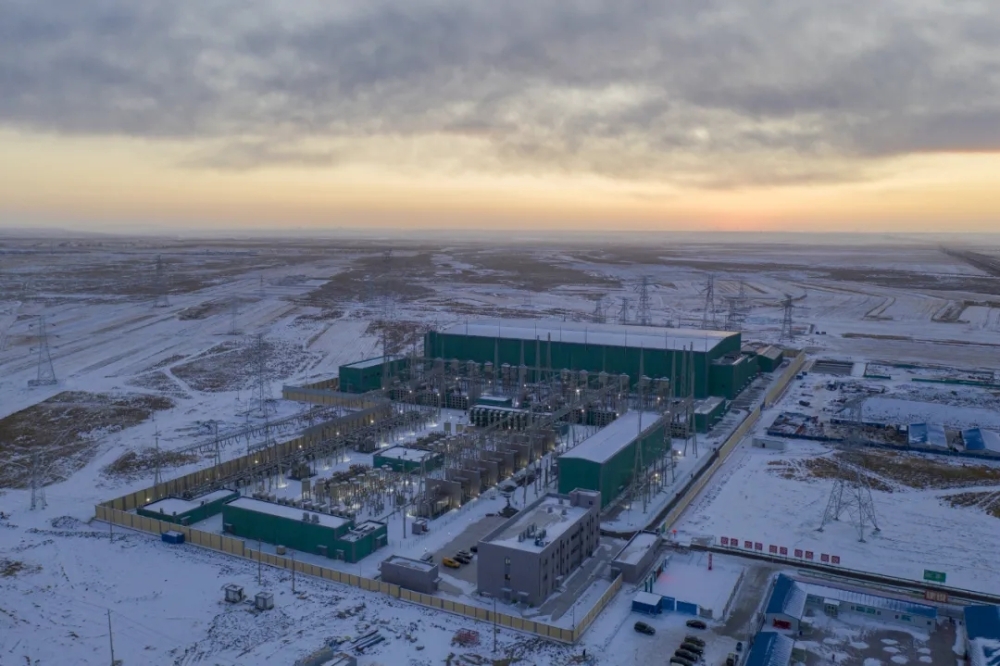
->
[423,320,744,399]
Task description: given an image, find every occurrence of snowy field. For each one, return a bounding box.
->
[677,437,1000,594]
[4,234,1000,664]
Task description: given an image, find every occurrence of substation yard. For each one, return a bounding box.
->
[3,237,1000,665]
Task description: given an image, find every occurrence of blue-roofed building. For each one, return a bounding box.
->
[910,422,948,447]
[964,606,1000,666]
[764,575,938,634]
[965,428,987,451]
[745,631,795,666]
[908,422,928,445]
[764,575,807,633]
[964,428,1000,454]
[631,591,662,615]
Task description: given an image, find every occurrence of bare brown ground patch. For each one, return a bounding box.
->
[0,391,174,487]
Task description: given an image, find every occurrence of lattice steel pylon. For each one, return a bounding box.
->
[701,275,716,330]
[634,276,653,326]
[617,297,631,325]
[152,255,170,308]
[249,333,275,416]
[780,294,795,340]
[723,297,743,332]
[817,397,881,542]
[28,315,58,387]
[591,296,607,324]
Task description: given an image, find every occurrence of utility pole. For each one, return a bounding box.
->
[153,414,162,487]
[291,551,296,594]
[493,596,498,655]
[107,610,116,666]
[258,540,263,584]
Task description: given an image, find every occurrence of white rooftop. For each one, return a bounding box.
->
[695,396,725,414]
[616,532,660,566]
[375,446,435,462]
[486,496,590,552]
[437,320,736,353]
[560,411,663,464]
[633,591,662,607]
[382,555,436,573]
[226,497,349,531]
[143,489,235,516]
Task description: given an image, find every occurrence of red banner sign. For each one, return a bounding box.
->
[720,537,729,546]
[805,551,814,560]
[779,547,788,556]
[821,554,830,563]
[769,545,778,554]
[794,548,803,558]
[755,542,763,551]
[831,555,840,565]
[744,540,753,549]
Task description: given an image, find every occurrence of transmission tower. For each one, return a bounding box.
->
[780,294,795,340]
[380,250,394,318]
[227,295,242,336]
[591,296,607,324]
[249,333,274,416]
[152,255,170,308]
[30,449,47,510]
[617,297,631,325]
[634,276,653,326]
[152,415,163,487]
[817,396,881,542]
[723,297,743,332]
[28,315,58,387]
[701,275,717,330]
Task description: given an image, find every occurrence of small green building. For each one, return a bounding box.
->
[424,320,741,399]
[372,446,444,474]
[709,354,759,399]
[694,396,727,433]
[557,411,668,508]
[138,489,239,526]
[222,497,387,563]
[757,346,785,373]
[338,355,408,393]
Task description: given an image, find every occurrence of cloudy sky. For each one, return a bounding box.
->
[1,0,998,232]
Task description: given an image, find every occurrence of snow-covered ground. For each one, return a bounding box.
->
[5,236,1000,664]
[676,438,1000,594]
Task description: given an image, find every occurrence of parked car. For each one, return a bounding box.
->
[470,545,478,553]
[675,648,698,662]
[686,619,707,630]
[726,654,737,666]
[684,635,706,647]
[457,550,473,559]
[633,621,655,635]
[736,641,743,652]
[669,657,693,666]
[681,642,704,656]
[441,558,461,569]
[454,553,472,564]
[420,552,434,563]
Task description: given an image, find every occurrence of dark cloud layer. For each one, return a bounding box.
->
[1,0,998,185]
